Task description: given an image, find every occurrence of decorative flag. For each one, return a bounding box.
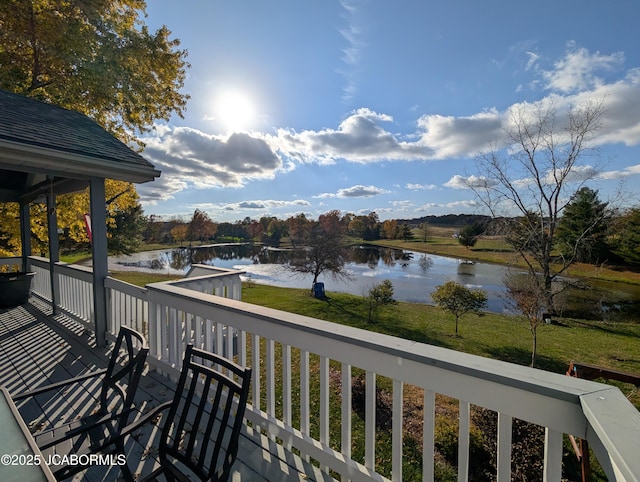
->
[84,213,92,243]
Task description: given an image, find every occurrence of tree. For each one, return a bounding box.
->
[418,222,430,243]
[104,204,145,255]
[382,220,399,239]
[188,209,215,245]
[366,279,397,322]
[0,179,144,256]
[287,211,351,290]
[401,223,413,242]
[611,207,640,265]
[171,224,188,247]
[0,0,189,145]
[458,223,483,250]
[467,99,605,313]
[431,281,487,335]
[556,187,610,264]
[503,272,548,367]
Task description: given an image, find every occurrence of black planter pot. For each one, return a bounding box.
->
[0,272,35,308]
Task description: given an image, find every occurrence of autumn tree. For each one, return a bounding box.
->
[467,99,605,313]
[171,224,188,247]
[0,179,144,255]
[0,0,189,145]
[431,281,487,335]
[382,220,399,239]
[188,209,215,245]
[287,214,310,248]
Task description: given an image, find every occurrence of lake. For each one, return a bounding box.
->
[105,243,640,321]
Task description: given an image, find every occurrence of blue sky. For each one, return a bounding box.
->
[137,1,640,223]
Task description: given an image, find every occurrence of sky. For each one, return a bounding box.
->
[137,1,640,223]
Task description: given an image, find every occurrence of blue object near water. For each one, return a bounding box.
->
[313,282,325,299]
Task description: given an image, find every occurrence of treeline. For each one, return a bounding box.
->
[144,210,408,245]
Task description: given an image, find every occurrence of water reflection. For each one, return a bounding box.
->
[105,243,640,321]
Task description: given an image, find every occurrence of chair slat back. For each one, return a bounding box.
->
[159,345,252,481]
[100,326,149,429]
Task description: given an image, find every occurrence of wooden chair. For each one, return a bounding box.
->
[13,326,149,479]
[116,344,252,481]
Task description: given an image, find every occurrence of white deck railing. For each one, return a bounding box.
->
[8,256,640,481]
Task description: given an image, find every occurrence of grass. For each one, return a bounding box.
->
[108,267,638,479]
[242,283,640,379]
[368,229,640,286]
[241,283,640,480]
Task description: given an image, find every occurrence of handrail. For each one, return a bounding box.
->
[19,257,640,481]
[142,281,640,481]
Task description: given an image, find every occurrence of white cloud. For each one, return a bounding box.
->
[225,199,311,211]
[315,184,389,198]
[444,175,498,190]
[407,183,437,190]
[138,47,640,205]
[542,47,624,93]
[138,127,284,201]
[598,163,640,180]
[525,51,540,71]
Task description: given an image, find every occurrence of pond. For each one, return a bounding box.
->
[105,243,640,321]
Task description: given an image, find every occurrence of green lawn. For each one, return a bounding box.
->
[108,271,638,479]
[242,283,640,379]
[241,283,639,480]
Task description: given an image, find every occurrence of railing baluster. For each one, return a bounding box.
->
[300,349,310,436]
[341,363,352,463]
[365,370,376,471]
[266,339,275,422]
[251,334,261,412]
[283,344,292,451]
[423,389,435,481]
[392,379,403,482]
[497,412,513,481]
[320,356,329,446]
[543,428,563,481]
[458,401,470,482]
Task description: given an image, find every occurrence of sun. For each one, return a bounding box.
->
[214,90,256,132]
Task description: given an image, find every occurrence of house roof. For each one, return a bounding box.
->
[0,89,160,202]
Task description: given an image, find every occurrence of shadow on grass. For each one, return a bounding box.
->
[324,297,453,350]
[484,345,568,373]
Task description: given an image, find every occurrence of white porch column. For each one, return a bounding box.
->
[19,201,31,272]
[89,177,108,346]
[46,190,60,313]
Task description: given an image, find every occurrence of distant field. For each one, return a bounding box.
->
[370,228,640,286]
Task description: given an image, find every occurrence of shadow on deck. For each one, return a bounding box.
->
[0,299,332,481]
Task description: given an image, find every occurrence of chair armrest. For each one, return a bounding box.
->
[12,368,108,401]
[117,400,173,440]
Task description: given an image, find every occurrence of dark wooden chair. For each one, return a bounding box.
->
[116,344,252,481]
[13,326,149,479]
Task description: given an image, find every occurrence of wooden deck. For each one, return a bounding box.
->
[0,299,334,481]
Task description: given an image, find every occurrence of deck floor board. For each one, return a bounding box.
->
[0,300,336,481]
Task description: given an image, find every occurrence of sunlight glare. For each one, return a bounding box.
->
[215,90,256,132]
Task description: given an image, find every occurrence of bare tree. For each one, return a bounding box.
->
[287,210,352,290]
[503,271,548,368]
[467,98,605,312]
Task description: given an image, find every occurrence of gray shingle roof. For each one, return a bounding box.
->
[0,89,156,170]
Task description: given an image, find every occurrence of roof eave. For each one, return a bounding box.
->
[0,139,161,184]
